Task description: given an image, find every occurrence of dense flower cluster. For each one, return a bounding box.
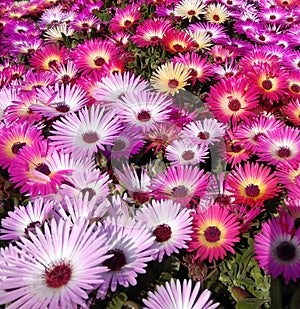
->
[0,0,300,307]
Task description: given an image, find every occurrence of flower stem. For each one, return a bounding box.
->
[270,277,282,309]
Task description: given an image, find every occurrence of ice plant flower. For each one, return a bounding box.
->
[226,162,279,207]
[136,199,193,262]
[150,165,209,207]
[254,212,300,284]
[0,219,111,308]
[174,0,206,22]
[49,104,122,159]
[188,203,240,262]
[151,62,190,96]
[143,279,219,309]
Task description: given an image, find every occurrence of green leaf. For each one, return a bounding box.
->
[236,298,268,309]
[105,292,128,309]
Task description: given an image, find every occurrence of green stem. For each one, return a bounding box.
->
[270,277,282,309]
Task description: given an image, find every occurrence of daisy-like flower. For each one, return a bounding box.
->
[0,219,111,308]
[115,163,152,205]
[209,44,233,64]
[0,86,19,119]
[204,3,230,24]
[257,126,300,165]
[212,58,241,80]
[109,3,141,33]
[33,82,88,119]
[29,43,69,71]
[143,279,219,309]
[0,123,43,169]
[151,62,190,96]
[150,165,209,207]
[136,199,193,262]
[187,30,213,52]
[110,127,145,161]
[283,50,300,73]
[206,76,258,126]
[174,0,206,21]
[161,29,198,54]
[20,69,56,92]
[49,105,122,159]
[166,138,208,166]
[246,62,288,101]
[282,98,300,126]
[0,197,55,241]
[116,90,172,133]
[181,118,226,146]
[286,72,300,99]
[50,60,79,84]
[239,49,280,70]
[70,39,120,76]
[226,162,279,207]
[234,115,283,154]
[188,203,240,262]
[258,7,285,24]
[131,18,172,48]
[188,22,227,42]
[172,52,213,86]
[96,218,157,299]
[39,5,71,26]
[8,141,73,197]
[71,12,99,32]
[92,71,149,107]
[254,212,300,284]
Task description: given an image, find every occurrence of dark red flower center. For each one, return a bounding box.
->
[228,99,241,112]
[153,224,172,242]
[270,15,276,20]
[35,163,51,176]
[24,221,41,235]
[182,150,195,161]
[94,57,105,67]
[171,185,188,198]
[287,17,294,23]
[276,241,296,261]
[44,261,72,288]
[81,187,96,201]
[188,10,196,16]
[132,191,150,204]
[258,35,266,41]
[230,142,242,153]
[112,140,126,152]
[253,132,265,142]
[11,142,26,154]
[150,35,159,42]
[213,15,220,21]
[81,22,89,28]
[61,75,71,83]
[48,59,58,68]
[173,44,184,52]
[124,20,132,27]
[55,103,70,113]
[137,110,151,122]
[215,193,231,206]
[245,184,260,197]
[262,79,273,90]
[198,131,210,140]
[168,79,179,89]
[227,0,233,4]
[277,146,291,158]
[291,83,300,93]
[103,249,127,271]
[82,131,99,144]
[188,68,198,78]
[204,226,221,242]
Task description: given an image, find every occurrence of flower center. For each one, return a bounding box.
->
[82,131,99,144]
[258,35,266,41]
[150,35,159,42]
[11,142,26,154]
[245,184,260,197]
[270,15,276,20]
[112,140,126,152]
[35,163,51,176]
[24,221,41,236]
[137,110,151,122]
[276,241,296,261]
[198,131,210,140]
[132,191,150,204]
[188,68,198,78]
[228,99,241,111]
[103,249,127,271]
[171,185,188,198]
[168,79,179,89]
[55,103,70,113]
[44,261,72,288]
[124,19,132,27]
[213,15,220,21]
[153,224,172,242]
[94,57,105,67]
[204,226,221,242]
[215,193,231,206]
[172,43,184,52]
[61,74,71,83]
[81,187,96,201]
[253,132,265,142]
[48,59,58,68]
[182,150,195,161]
[277,146,291,158]
[262,79,273,90]
[230,142,242,153]
[291,83,300,93]
[188,10,196,16]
